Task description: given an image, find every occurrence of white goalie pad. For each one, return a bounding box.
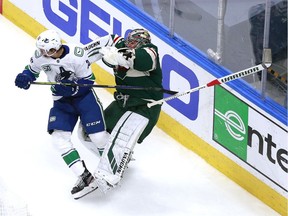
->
[94,111,149,191]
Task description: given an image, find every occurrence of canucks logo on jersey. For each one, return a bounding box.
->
[55,67,74,82]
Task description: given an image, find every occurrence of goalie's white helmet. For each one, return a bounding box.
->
[36,30,62,56]
[125,28,151,49]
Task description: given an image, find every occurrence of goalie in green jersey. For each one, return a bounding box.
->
[80,28,163,193]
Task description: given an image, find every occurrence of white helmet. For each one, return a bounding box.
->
[36,30,62,55]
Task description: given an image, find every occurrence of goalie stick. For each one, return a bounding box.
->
[147,62,271,108]
[31,81,178,95]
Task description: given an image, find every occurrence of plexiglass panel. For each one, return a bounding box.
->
[128,0,287,108]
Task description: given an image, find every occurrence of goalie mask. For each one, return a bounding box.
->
[36,30,62,56]
[125,29,151,49]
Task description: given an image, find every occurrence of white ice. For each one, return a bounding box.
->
[0,15,279,216]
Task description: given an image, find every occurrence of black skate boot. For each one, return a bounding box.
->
[71,161,98,199]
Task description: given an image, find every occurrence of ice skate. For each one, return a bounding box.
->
[71,163,98,199]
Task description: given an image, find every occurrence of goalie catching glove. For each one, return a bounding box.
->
[100,46,134,69]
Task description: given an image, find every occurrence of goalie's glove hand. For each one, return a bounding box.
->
[52,79,79,97]
[100,46,132,69]
[15,73,33,90]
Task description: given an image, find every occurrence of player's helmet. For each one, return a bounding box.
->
[36,30,62,56]
[125,29,151,49]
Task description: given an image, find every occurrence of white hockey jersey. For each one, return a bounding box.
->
[28,44,93,82]
[27,44,94,100]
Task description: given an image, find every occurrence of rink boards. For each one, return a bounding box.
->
[1,0,287,215]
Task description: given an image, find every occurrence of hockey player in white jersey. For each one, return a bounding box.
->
[14,30,109,199]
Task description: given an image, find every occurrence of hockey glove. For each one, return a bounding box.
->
[15,70,36,90]
[100,46,131,69]
[52,79,79,97]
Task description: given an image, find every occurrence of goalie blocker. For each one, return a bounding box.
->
[93,111,149,193]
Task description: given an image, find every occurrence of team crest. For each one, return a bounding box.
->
[55,67,73,81]
[42,65,52,72]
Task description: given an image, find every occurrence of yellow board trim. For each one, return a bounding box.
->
[91,64,115,94]
[158,111,287,216]
[2,0,46,38]
[3,1,287,215]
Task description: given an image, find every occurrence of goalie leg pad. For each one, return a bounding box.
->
[94,111,149,191]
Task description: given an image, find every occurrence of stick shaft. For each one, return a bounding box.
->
[147,64,266,108]
[31,81,177,95]
[207,64,265,87]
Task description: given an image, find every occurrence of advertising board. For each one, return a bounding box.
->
[213,86,287,193]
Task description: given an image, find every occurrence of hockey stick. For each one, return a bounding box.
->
[31,81,178,95]
[147,63,271,108]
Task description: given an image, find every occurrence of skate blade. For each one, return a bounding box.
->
[72,183,98,200]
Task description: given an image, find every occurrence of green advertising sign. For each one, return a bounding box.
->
[213,86,249,160]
